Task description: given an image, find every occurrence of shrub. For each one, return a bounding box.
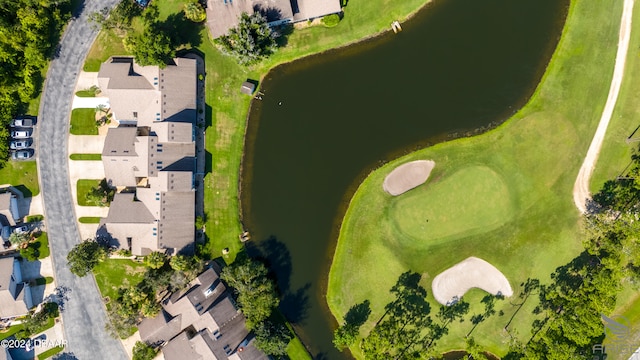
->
[132,341,157,360]
[20,246,39,261]
[322,14,340,27]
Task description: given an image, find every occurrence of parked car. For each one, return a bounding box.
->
[9,139,32,150]
[10,129,31,139]
[12,225,29,234]
[10,117,34,127]
[11,149,34,160]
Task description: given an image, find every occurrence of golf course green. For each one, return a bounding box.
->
[327,0,626,357]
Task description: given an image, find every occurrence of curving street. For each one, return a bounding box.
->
[36,0,127,358]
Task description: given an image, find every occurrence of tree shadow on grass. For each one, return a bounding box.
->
[158,12,203,49]
[344,300,371,327]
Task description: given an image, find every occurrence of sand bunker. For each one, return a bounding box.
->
[383,160,435,196]
[431,257,513,305]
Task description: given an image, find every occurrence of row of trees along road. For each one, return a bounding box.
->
[0,0,72,166]
[334,146,640,359]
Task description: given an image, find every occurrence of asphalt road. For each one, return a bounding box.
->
[37,0,127,358]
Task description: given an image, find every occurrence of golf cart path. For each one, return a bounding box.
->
[573,0,634,213]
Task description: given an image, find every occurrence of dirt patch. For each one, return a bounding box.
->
[431,257,513,306]
[383,160,435,196]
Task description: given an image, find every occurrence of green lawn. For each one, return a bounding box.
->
[75,89,97,97]
[33,232,49,259]
[589,3,640,359]
[83,29,130,72]
[69,153,102,161]
[0,161,39,197]
[38,345,65,359]
[76,179,102,206]
[327,0,624,357]
[0,323,25,340]
[93,259,146,303]
[69,108,98,135]
[78,216,101,224]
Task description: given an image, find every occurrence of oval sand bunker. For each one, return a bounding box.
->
[432,256,513,305]
[383,160,435,196]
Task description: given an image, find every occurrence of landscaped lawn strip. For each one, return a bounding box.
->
[589,3,640,358]
[327,0,623,357]
[78,217,101,224]
[69,108,97,135]
[33,232,50,259]
[69,153,102,161]
[76,179,102,206]
[0,161,39,197]
[75,89,96,97]
[38,345,65,359]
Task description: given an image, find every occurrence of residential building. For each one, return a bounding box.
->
[205,0,342,38]
[138,267,268,360]
[0,257,32,320]
[96,57,197,256]
[0,191,20,228]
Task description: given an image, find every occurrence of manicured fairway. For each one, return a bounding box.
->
[390,165,513,245]
[328,0,624,357]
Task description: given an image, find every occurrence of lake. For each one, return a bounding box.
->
[241,0,569,357]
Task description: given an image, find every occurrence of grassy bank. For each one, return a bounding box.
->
[327,0,623,357]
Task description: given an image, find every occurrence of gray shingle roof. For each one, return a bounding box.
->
[140,267,267,360]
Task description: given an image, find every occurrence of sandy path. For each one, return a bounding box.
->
[573,0,635,213]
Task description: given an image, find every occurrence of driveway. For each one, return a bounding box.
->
[68,135,106,154]
[71,96,109,110]
[36,0,127,358]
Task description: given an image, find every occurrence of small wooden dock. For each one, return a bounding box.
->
[391,21,402,34]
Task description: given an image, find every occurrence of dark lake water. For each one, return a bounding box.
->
[241,0,569,357]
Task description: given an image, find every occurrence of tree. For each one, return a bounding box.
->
[85,179,114,207]
[20,245,39,261]
[218,12,277,64]
[333,324,357,350]
[169,254,195,272]
[89,0,141,33]
[67,240,107,277]
[253,321,291,356]
[132,341,157,360]
[221,258,279,329]
[9,232,30,248]
[125,26,176,68]
[183,0,206,23]
[333,300,371,351]
[144,251,167,269]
